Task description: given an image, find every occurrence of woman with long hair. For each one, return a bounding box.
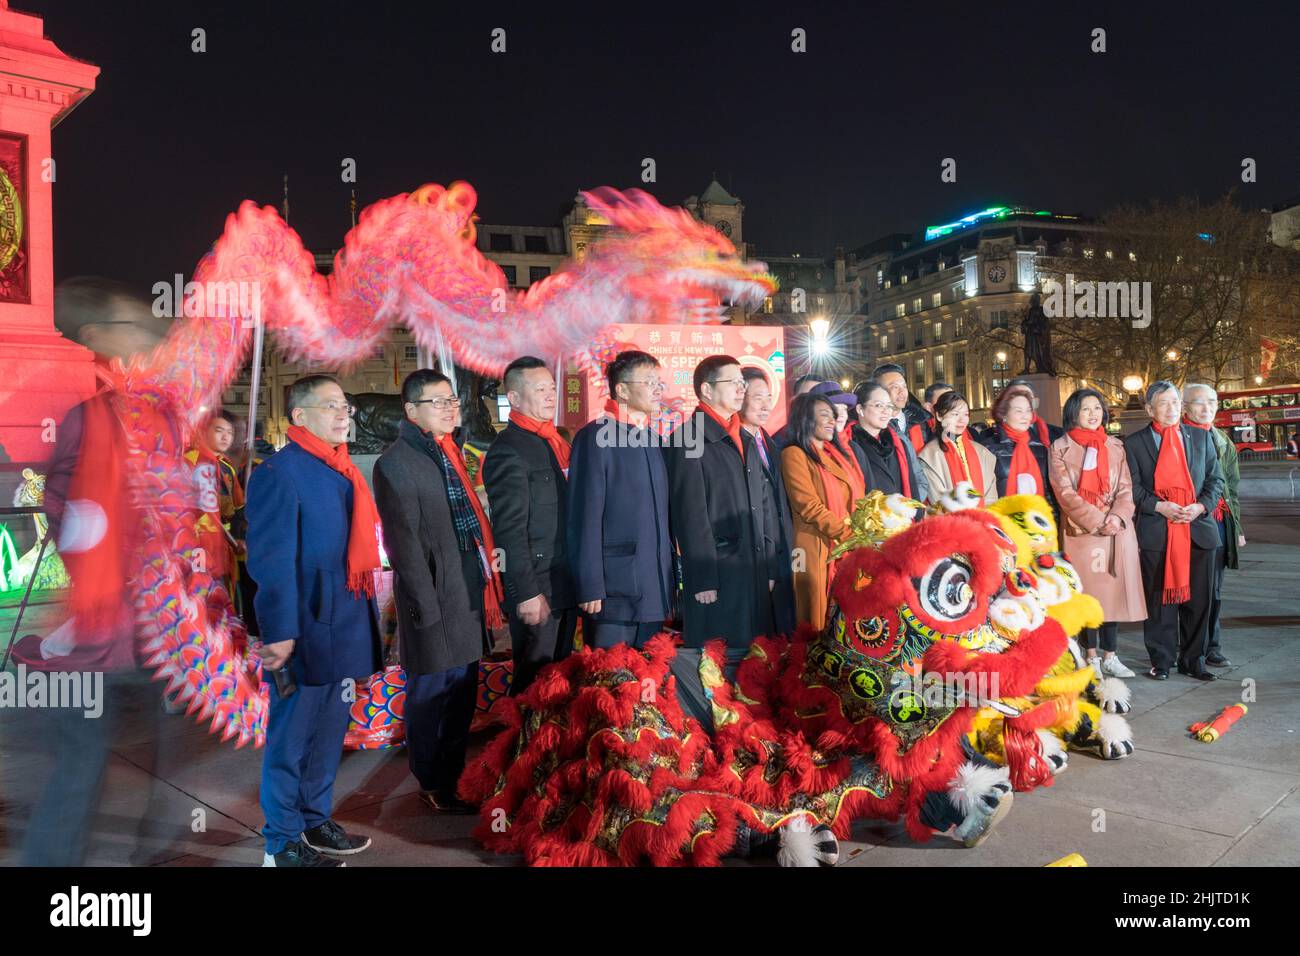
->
[779,393,865,629]
[1048,387,1144,677]
[916,390,998,504]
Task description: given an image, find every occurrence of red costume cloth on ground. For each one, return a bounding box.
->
[1151,421,1195,603]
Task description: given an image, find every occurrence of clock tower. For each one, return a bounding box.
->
[685,176,743,250]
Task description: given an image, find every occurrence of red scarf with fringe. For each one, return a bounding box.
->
[603,397,647,429]
[1151,421,1194,604]
[1067,427,1111,509]
[434,432,506,628]
[941,430,985,500]
[287,425,381,598]
[509,410,570,473]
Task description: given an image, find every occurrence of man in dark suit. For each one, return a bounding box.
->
[739,366,797,633]
[482,356,577,695]
[373,369,497,814]
[567,350,674,649]
[247,375,382,866]
[1124,380,1225,682]
[666,354,781,729]
[871,363,931,501]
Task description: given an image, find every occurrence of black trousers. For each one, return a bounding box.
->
[405,662,478,795]
[668,645,749,734]
[1080,622,1119,652]
[508,604,577,696]
[1139,544,1219,673]
[582,618,663,650]
[1206,517,1228,656]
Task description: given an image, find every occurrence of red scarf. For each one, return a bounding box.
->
[1005,425,1044,496]
[699,402,745,462]
[509,410,570,472]
[1183,416,1228,521]
[907,419,935,454]
[603,397,646,429]
[1032,415,1051,448]
[886,426,914,498]
[433,432,507,628]
[834,427,868,495]
[941,431,986,501]
[1151,421,1195,604]
[286,424,382,598]
[1067,427,1111,509]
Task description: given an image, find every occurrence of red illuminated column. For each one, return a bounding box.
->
[0,0,99,463]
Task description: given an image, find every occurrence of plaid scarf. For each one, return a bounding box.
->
[436,442,482,555]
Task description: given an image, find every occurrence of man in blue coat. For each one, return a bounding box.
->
[247,375,382,867]
[567,351,674,648]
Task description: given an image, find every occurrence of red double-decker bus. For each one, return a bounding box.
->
[1215,383,1300,452]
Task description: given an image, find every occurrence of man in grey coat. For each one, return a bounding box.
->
[373,369,487,814]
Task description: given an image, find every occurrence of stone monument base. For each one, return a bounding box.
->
[1018,373,1064,429]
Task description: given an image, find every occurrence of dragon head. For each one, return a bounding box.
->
[987,494,1059,558]
[580,187,776,321]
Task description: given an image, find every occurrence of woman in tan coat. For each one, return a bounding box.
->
[780,393,865,630]
[1048,387,1146,678]
[916,391,999,505]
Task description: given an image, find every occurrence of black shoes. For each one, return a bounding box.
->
[1205,654,1232,667]
[1177,665,1218,681]
[302,819,372,856]
[1148,668,1169,680]
[419,790,478,815]
[262,840,346,867]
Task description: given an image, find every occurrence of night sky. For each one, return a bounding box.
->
[31,0,1300,290]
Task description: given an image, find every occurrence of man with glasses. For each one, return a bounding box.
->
[482,356,577,694]
[1123,381,1224,682]
[870,364,931,502]
[666,354,781,730]
[247,374,382,865]
[1182,383,1244,668]
[373,369,502,815]
[568,350,674,649]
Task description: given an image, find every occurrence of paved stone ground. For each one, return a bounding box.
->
[1,507,1296,868]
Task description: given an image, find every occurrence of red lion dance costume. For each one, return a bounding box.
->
[57,182,776,749]
[461,499,1072,865]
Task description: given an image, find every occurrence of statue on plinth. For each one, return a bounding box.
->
[1020,293,1056,377]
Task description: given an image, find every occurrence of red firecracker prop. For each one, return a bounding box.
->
[1188,703,1247,742]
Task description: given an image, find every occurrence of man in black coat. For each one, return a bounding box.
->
[567,351,674,649]
[666,354,781,729]
[739,366,797,633]
[1124,381,1225,682]
[871,363,931,501]
[482,356,577,695]
[373,369,489,814]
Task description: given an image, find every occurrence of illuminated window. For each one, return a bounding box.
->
[933,320,943,341]
[1083,248,1094,259]
[763,297,773,314]
[931,292,942,308]
[895,303,906,318]
[880,334,888,351]
[1105,250,1114,260]
[884,278,892,289]
[911,297,922,314]
[934,353,945,378]
[914,356,925,385]
[1128,251,1137,261]
[900,273,909,284]
[955,351,966,377]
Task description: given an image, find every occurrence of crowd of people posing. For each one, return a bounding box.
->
[226,351,1243,866]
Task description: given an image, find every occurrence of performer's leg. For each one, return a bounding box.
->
[260,679,322,854]
[1207,520,1227,658]
[508,611,557,696]
[668,647,713,731]
[298,681,352,831]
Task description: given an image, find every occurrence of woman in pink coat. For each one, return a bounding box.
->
[1048,388,1146,678]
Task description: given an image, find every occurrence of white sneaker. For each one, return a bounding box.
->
[1101,656,1135,678]
[1089,658,1103,680]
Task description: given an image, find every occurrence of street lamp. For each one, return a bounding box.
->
[1123,374,1144,410]
[995,351,1007,363]
[1255,374,1264,385]
[1166,349,1179,361]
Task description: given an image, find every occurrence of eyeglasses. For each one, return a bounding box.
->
[711,378,748,390]
[300,402,356,416]
[864,401,899,413]
[624,379,666,391]
[411,398,462,410]
[1186,399,1219,407]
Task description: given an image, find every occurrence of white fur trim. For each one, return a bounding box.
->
[1037,729,1066,761]
[946,761,1012,819]
[1099,677,1132,710]
[1097,712,1134,748]
[1066,637,1087,670]
[776,815,820,868]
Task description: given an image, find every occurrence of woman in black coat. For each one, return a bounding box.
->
[978,384,1059,518]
